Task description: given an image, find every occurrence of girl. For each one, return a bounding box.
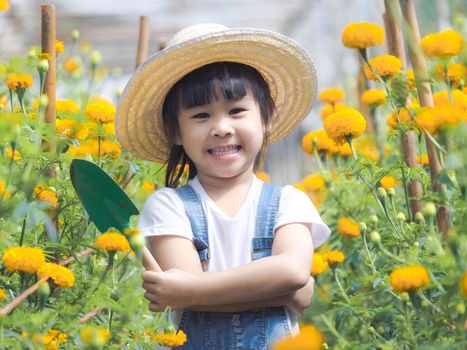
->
[116,23,330,349]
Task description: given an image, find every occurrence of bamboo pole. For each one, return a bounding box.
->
[384,0,423,219]
[399,0,451,237]
[135,16,150,69]
[41,5,56,161]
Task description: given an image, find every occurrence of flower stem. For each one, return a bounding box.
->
[362,230,377,276]
[320,314,347,345]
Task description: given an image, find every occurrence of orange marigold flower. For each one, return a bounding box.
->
[32,333,59,350]
[6,147,21,160]
[96,232,131,253]
[2,246,46,274]
[80,326,110,347]
[421,30,464,58]
[434,63,466,84]
[141,179,157,192]
[318,87,346,104]
[55,40,64,54]
[56,99,81,113]
[380,175,397,189]
[322,250,345,265]
[0,0,11,12]
[407,69,416,89]
[341,22,384,49]
[302,174,325,192]
[272,323,325,350]
[46,329,68,344]
[292,183,307,193]
[364,54,402,81]
[356,138,379,161]
[433,89,467,110]
[415,107,438,134]
[337,217,360,238]
[56,119,88,140]
[387,102,420,129]
[320,103,349,119]
[255,171,270,183]
[63,57,79,73]
[37,262,75,288]
[461,271,467,297]
[0,287,6,301]
[6,73,33,91]
[417,154,429,166]
[338,142,353,157]
[323,108,366,145]
[67,138,121,159]
[102,122,115,136]
[311,253,329,277]
[150,330,187,347]
[85,101,116,123]
[390,265,430,292]
[361,89,387,106]
[301,129,338,154]
[34,184,58,209]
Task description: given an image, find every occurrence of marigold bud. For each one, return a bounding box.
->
[400,292,410,302]
[359,222,367,233]
[376,187,388,204]
[39,95,49,108]
[71,30,80,40]
[397,212,406,221]
[369,215,379,223]
[90,51,102,67]
[37,59,49,74]
[370,230,381,242]
[456,303,465,314]
[422,202,436,217]
[129,234,145,251]
[414,212,425,224]
[387,188,396,198]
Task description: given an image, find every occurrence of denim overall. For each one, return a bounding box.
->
[174,183,292,350]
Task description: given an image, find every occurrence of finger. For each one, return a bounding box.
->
[149,302,164,313]
[141,270,159,282]
[144,291,158,302]
[141,281,158,291]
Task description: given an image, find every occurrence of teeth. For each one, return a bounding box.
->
[210,145,239,156]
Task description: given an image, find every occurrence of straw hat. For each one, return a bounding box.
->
[116,23,317,163]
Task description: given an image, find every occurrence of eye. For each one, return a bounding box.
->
[230,108,245,115]
[191,112,209,120]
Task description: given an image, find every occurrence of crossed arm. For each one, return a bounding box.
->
[141,222,314,316]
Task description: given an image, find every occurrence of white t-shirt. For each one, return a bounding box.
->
[138,175,331,334]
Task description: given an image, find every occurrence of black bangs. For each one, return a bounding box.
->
[177,63,251,108]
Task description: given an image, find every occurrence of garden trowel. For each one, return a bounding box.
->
[70,159,161,272]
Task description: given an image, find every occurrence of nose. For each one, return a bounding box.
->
[210,116,234,138]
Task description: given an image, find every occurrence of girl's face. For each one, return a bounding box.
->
[176,88,264,183]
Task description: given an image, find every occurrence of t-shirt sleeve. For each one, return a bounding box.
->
[275,185,331,249]
[137,188,193,240]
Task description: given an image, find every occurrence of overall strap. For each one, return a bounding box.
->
[175,185,210,262]
[254,183,282,238]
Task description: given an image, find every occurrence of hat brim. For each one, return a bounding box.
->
[116,28,318,163]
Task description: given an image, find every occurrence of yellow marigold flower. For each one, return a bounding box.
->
[6,73,33,91]
[364,54,402,81]
[2,246,45,274]
[320,103,349,119]
[272,323,325,350]
[341,22,384,49]
[255,171,270,183]
[387,102,420,129]
[302,174,325,192]
[32,334,59,350]
[85,101,116,123]
[150,330,187,347]
[434,63,466,84]
[34,184,58,209]
[46,329,68,344]
[338,142,353,157]
[389,265,430,292]
[322,250,345,265]
[0,0,10,12]
[415,107,438,134]
[311,253,329,277]
[67,138,121,159]
[80,41,92,53]
[141,179,157,192]
[36,53,50,61]
[318,87,346,104]
[292,183,307,193]
[102,122,115,135]
[461,271,467,297]
[380,175,397,189]
[96,232,131,253]
[124,227,141,236]
[63,57,79,73]
[55,40,64,54]
[6,147,21,160]
[37,263,75,288]
[407,69,416,89]
[80,326,110,347]
[356,138,379,161]
[302,129,338,154]
[0,179,11,200]
[323,108,366,145]
[415,105,460,133]
[0,287,6,301]
[421,30,464,58]
[417,154,429,166]
[337,217,360,238]
[56,119,88,140]
[433,89,467,110]
[361,89,387,106]
[56,99,80,113]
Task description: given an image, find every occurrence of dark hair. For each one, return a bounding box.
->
[162,62,275,188]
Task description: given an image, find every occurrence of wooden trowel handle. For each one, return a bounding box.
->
[142,246,162,272]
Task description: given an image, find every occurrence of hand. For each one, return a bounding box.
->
[141,269,199,312]
[284,276,314,317]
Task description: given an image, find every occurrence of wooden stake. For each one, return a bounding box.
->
[41,5,56,159]
[384,0,423,218]
[399,0,451,236]
[135,16,150,69]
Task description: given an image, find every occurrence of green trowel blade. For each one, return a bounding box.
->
[70,159,139,233]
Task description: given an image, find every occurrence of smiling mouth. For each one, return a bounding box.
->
[208,145,241,156]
